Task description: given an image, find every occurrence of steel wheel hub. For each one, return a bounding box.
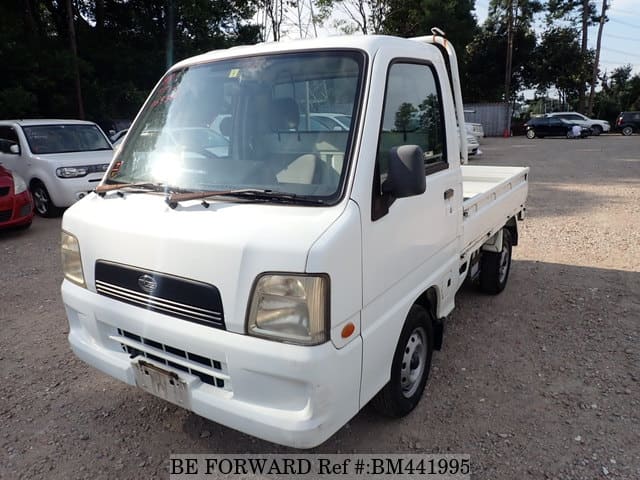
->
[400,327,427,398]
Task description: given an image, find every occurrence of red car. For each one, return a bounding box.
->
[0,164,34,229]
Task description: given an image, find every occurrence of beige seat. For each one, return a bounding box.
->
[276,154,319,184]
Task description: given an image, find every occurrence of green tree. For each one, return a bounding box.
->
[383,0,478,56]
[532,26,594,110]
[463,0,539,102]
[545,0,598,112]
[0,0,260,123]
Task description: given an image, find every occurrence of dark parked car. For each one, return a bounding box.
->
[524,117,590,139]
[615,111,640,136]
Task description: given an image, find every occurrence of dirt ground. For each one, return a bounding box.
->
[1,135,639,479]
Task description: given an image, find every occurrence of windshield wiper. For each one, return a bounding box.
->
[166,188,325,209]
[95,182,171,197]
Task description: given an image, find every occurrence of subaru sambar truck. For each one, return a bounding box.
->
[61,32,528,448]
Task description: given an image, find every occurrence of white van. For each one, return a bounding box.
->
[60,34,528,448]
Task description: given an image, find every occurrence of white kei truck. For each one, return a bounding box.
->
[60,33,528,448]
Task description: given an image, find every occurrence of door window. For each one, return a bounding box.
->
[372,62,446,221]
[375,62,446,186]
[0,126,19,154]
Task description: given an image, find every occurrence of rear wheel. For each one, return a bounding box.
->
[622,126,633,136]
[31,181,61,218]
[479,229,513,295]
[373,305,434,418]
[526,129,535,139]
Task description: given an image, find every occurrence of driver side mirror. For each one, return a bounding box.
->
[9,144,20,154]
[382,145,427,200]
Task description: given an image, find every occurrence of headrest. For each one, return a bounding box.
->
[271,97,299,131]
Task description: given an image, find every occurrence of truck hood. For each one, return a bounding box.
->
[38,149,113,166]
[62,193,345,333]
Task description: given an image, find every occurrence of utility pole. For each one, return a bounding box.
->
[588,0,607,116]
[503,0,514,137]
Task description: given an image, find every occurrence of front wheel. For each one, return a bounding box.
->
[31,182,61,218]
[373,305,434,418]
[622,126,633,136]
[526,129,535,139]
[591,125,602,136]
[479,229,513,294]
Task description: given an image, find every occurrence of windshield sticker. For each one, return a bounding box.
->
[228,68,240,78]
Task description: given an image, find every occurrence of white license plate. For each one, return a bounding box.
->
[133,360,190,408]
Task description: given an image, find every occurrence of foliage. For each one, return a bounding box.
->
[463,0,539,103]
[593,66,640,123]
[383,0,478,55]
[0,0,260,125]
[532,26,594,108]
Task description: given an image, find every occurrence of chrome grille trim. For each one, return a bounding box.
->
[96,280,223,327]
[96,280,222,318]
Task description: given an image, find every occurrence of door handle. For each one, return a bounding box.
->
[444,188,454,200]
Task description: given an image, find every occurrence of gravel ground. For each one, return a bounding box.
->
[1,134,639,479]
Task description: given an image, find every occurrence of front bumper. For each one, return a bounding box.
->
[62,280,362,448]
[0,190,33,228]
[48,175,103,207]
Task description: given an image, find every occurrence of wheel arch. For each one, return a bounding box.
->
[413,287,444,351]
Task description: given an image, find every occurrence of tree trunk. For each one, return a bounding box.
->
[578,0,589,113]
[65,0,84,119]
[95,0,105,32]
[165,0,175,69]
[587,0,607,116]
[503,0,514,136]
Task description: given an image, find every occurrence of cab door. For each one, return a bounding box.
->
[354,45,462,405]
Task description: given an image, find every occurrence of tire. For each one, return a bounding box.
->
[373,305,434,418]
[591,125,602,136]
[479,229,513,295]
[621,126,633,136]
[31,182,61,218]
[525,129,535,139]
[566,131,573,139]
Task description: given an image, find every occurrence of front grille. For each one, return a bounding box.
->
[95,261,225,330]
[112,328,230,390]
[0,186,9,197]
[0,209,12,222]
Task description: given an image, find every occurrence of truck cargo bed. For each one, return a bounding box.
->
[461,165,529,255]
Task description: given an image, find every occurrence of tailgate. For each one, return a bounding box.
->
[462,165,529,254]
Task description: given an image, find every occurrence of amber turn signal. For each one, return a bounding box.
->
[341,322,356,339]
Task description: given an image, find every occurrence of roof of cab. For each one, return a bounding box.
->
[170,35,430,71]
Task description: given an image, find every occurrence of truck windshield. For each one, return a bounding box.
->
[23,125,112,154]
[107,50,365,203]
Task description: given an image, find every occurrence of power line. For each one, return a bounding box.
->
[605,33,640,42]
[607,7,640,16]
[601,46,640,59]
[609,18,640,30]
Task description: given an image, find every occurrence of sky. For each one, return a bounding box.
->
[474,0,640,76]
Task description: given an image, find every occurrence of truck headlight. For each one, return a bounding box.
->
[12,173,27,194]
[247,274,329,346]
[61,231,85,287]
[56,167,88,178]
